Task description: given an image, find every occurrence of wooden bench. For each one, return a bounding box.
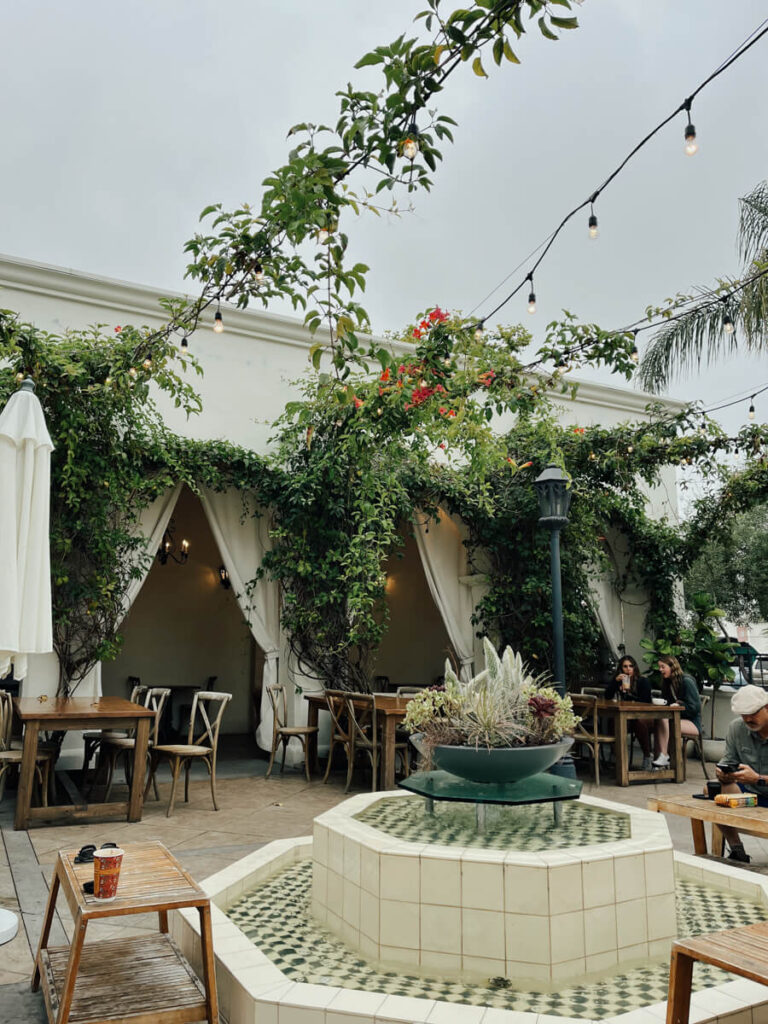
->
[667,921,768,1024]
[648,793,768,856]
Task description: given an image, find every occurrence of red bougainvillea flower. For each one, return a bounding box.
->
[506,457,514,464]
[439,406,447,415]
[429,307,449,323]
[114,326,122,333]
[380,367,391,382]
[412,328,424,340]
[354,397,363,409]
[447,409,456,418]
[573,427,585,435]
[439,442,446,450]
[478,369,496,387]
[528,695,557,719]
[420,319,430,330]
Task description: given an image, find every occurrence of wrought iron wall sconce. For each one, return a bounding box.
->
[218,565,231,589]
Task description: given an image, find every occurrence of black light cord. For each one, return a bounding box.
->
[473,18,768,326]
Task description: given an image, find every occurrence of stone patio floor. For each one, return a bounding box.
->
[1,748,765,1020]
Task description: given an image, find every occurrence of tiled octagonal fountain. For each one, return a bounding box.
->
[173,790,768,1024]
[311,791,675,985]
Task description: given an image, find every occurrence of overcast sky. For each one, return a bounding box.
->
[2,1,767,437]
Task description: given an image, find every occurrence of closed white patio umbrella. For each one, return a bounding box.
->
[0,377,54,683]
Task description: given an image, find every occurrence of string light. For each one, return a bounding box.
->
[180,336,189,351]
[402,122,419,161]
[723,311,735,334]
[467,20,768,327]
[526,275,536,315]
[588,205,599,239]
[749,397,756,420]
[254,261,264,283]
[213,304,224,334]
[474,322,485,341]
[142,357,152,370]
[683,99,698,155]
[630,331,639,363]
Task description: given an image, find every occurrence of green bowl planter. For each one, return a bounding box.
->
[427,736,574,784]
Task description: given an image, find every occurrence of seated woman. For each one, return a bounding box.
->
[604,655,654,771]
[653,654,702,768]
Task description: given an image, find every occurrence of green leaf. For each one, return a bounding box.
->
[472,56,488,78]
[538,16,559,40]
[354,52,385,68]
[503,40,520,63]
[549,15,579,29]
[198,205,219,221]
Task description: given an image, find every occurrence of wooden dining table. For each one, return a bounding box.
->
[12,697,156,831]
[304,691,414,790]
[570,695,684,786]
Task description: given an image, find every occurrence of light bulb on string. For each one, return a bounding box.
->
[180,336,189,352]
[723,311,735,335]
[588,207,598,239]
[402,122,419,161]
[526,275,536,315]
[213,304,224,334]
[630,331,639,364]
[474,321,485,341]
[142,357,152,370]
[254,261,264,283]
[684,121,698,156]
[749,398,756,421]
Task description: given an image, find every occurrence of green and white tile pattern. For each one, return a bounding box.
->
[353,796,629,850]
[227,863,767,1020]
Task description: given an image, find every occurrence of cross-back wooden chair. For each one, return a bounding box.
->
[323,690,409,793]
[265,684,319,783]
[144,690,232,817]
[82,677,147,775]
[322,689,353,788]
[0,689,53,806]
[572,692,615,786]
[101,687,171,801]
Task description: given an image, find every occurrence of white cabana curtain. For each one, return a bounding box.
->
[0,384,54,681]
[118,483,183,628]
[414,509,476,681]
[590,575,623,659]
[199,488,302,763]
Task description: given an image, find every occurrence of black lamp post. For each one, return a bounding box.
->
[533,463,572,698]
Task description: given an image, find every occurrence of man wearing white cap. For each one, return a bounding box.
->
[715,684,768,863]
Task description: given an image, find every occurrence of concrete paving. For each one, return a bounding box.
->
[1,746,766,1020]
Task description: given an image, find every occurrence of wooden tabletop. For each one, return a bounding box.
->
[13,697,155,721]
[304,691,413,714]
[648,792,768,830]
[58,841,207,919]
[571,696,678,713]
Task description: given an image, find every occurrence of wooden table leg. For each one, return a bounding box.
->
[666,948,694,1024]
[32,867,61,991]
[158,909,169,934]
[691,818,708,855]
[712,823,726,857]
[381,716,397,791]
[672,713,684,783]
[306,701,320,775]
[55,913,88,1024]
[616,712,629,786]
[15,720,40,831]
[198,903,219,1024]
[128,716,150,822]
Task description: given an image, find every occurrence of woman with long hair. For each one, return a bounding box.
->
[604,654,654,771]
[652,654,702,767]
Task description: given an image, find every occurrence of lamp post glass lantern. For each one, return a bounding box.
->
[533,464,572,697]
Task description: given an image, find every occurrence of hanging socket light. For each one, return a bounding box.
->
[683,99,698,155]
[180,335,189,352]
[630,331,639,363]
[723,311,735,334]
[749,397,756,421]
[588,205,599,239]
[474,321,485,341]
[213,303,224,334]
[254,261,264,283]
[527,274,536,315]
[402,122,419,161]
[142,357,152,370]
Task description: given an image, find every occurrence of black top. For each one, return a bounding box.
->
[604,674,652,703]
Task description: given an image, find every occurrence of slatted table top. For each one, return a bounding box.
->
[673,920,768,982]
[59,841,206,919]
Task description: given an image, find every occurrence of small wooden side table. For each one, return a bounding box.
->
[33,841,218,1024]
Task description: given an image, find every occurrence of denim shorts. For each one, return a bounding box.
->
[737,783,768,807]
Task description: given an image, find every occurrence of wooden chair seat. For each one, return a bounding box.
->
[152,743,212,757]
[97,687,170,802]
[0,691,53,807]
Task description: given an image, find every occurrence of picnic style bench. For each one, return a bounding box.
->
[647,793,768,856]
[667,920,768,1024]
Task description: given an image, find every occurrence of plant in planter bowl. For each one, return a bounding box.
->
[403,638,580,783]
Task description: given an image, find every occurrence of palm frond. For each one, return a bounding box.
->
[738,181,768,265]
[637,296,742,393]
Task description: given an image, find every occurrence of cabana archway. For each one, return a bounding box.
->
[102,485,265,739]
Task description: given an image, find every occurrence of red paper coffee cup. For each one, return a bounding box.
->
[93,847,124,901]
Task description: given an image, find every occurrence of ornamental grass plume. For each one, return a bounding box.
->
[403,638,580,766]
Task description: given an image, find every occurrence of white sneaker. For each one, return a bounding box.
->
[652,753,670,768]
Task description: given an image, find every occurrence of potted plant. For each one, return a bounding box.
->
[402,638,580,783]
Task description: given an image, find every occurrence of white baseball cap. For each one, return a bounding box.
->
[731,685,768,715]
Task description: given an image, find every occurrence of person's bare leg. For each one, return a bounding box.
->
[656,718,669,756]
